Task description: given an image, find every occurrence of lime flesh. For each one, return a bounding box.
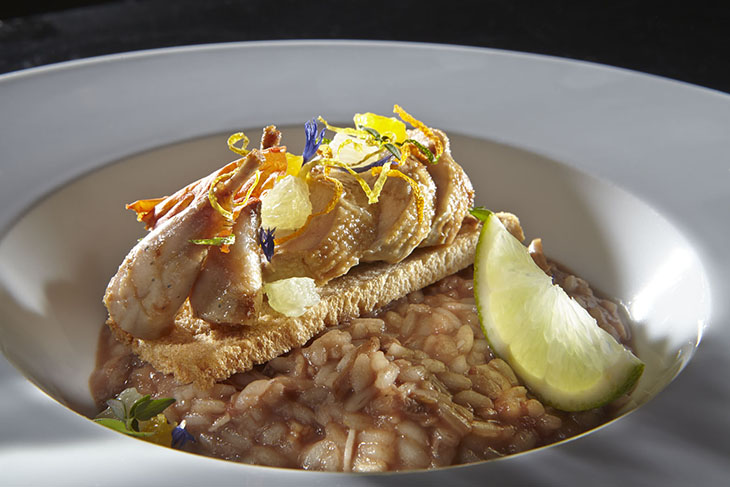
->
[473,212,644,411]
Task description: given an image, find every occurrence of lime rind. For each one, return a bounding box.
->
[474,212,644,412]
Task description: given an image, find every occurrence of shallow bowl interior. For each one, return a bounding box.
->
[0,127,708,428]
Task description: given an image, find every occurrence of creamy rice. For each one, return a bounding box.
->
[90,267,631,471]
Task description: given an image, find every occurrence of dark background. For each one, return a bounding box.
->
[1,0,729,94]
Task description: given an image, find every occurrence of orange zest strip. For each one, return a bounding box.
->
[371,166,425,225]
[274,167,343,246]
[126,197,166,224]
[393,104,444,160]
[125,158,243,230]
[218,227,234,254]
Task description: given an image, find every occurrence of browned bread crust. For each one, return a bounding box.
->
[107,220,481,388]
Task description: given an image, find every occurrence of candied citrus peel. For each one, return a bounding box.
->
[126,158,242,230]
[393,104,444,161]
[126,197,166,225]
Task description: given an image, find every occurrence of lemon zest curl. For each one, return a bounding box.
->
[371,166,425,225]
[227,132,250,156]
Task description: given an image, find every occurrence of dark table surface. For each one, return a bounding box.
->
[1,0,729,94]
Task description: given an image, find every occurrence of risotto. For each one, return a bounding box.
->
[90,265,631,471]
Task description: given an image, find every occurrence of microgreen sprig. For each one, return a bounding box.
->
[354,125,437,164]
[355,125,402,160]
[94,389,175,439]
[190,235,236,246]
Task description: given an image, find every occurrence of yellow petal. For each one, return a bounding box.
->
[354,112,407,143]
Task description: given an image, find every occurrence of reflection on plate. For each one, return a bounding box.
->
[0,41,728,485]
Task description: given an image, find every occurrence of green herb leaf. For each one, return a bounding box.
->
[403,139,436,164]
[190,235,236,246]
[106,398,127,421]
[469,206,493,223]
[383,143,402,160]
[320,137,332,145]
[94,418,155,437]
[133,398,176,421]
[128,394,152,421]
[95,388,178,439]
[360,126,382,141]
[94,418,129,434]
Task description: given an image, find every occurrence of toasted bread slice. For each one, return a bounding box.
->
[107,219,482,388]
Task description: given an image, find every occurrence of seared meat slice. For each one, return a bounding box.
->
[189,202,265,325]
[360,157,437,264]
[263,167,377,284]
[418,129,475,247]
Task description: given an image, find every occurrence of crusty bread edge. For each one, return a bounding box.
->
[107,220,481,388]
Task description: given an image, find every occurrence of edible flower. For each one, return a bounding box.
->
[171,420,195,449]
[257,227,276,262]
[351,153,394,173]
[302,118,326,162]
[353,112,407,144]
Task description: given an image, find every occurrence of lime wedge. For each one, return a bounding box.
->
[472,210,644,411]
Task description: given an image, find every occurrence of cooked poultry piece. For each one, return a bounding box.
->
[417,129,475,247]
[189,201,265,325]
[105,108,478,345]
[263,167,377,284]
[360,157,437,264]
[104,151,262,339]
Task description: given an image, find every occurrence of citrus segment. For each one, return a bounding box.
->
[260,175,312,231]
[473,211,644,411]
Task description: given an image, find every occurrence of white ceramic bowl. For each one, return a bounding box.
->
[0,41,727,486]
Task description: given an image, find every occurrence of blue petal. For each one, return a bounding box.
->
[351,153,393,173]
[303,118,325,162]
[171,420,195,449]
[257,227,276,262]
